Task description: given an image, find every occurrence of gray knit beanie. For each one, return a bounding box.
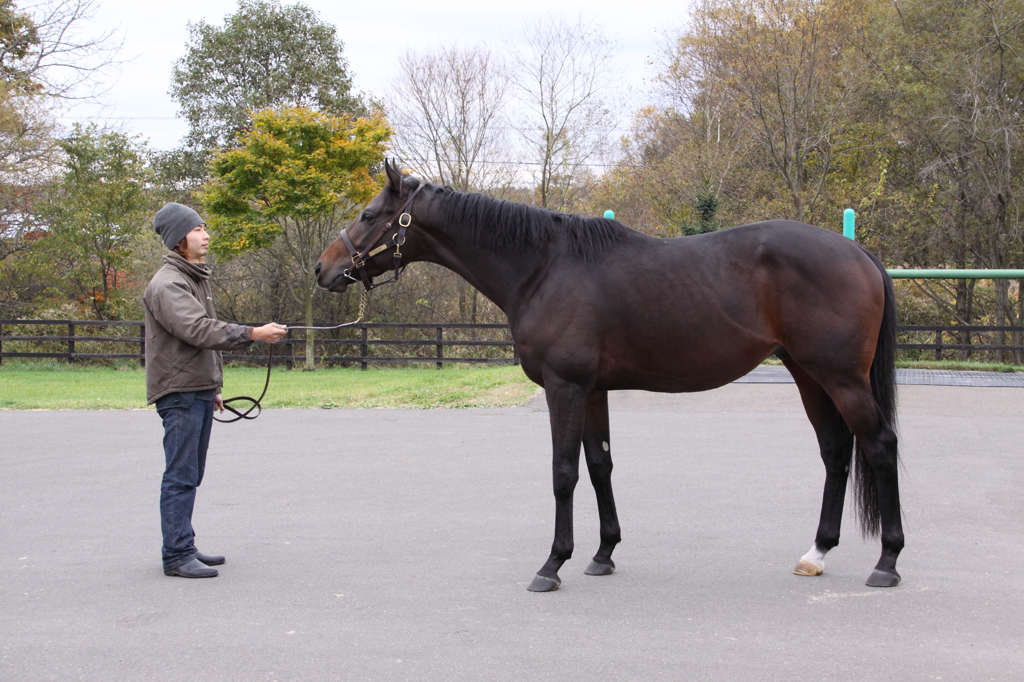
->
[153,202,204,249]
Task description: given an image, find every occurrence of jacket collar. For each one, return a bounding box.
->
[163,251,211,282]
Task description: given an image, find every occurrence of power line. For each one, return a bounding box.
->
[52,117,646,168]
[431,159,642,169]
[57,116,178,120]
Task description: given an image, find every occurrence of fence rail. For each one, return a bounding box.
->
[0,320,519,369]
[897,325,1024,362]
[2,320,1023,367]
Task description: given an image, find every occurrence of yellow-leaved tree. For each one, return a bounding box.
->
[200,106,391,369]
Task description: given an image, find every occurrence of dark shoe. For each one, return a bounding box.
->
[164,558,218,578]
[195,551,225,566]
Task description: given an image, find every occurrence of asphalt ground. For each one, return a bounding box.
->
[739,365,1024,387]
[2,381,1022,681]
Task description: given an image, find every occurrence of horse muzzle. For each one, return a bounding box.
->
[315,260,355,292]
[325,270,360,293]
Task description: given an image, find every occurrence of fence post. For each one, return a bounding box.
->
[935,329,942,361]
[843,208,856,240]
[436,326,443,370]
[285,327,293,371]
[67,322,75,364]
[0,322,3,366]
[360,325,368,370]
[140,323,145,368]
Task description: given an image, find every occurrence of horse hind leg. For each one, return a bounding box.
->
[581,390,621,576]
[784,359,855,578]
[812,375,903,587]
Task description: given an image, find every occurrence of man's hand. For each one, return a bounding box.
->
[214,394,225,413]
[251,322,288,344]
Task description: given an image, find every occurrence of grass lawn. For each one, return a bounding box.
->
[0,362,540,410]
[1,358,1019,411]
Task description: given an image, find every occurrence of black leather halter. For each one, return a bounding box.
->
[339,183,425,291]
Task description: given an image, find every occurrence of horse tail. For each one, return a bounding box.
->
[853,247,899,537]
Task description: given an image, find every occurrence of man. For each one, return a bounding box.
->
[144,202,288,578]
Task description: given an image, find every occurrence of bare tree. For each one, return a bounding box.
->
[386,44,514,323]
[510,14,620,210]
[881,0,1024,359]
[387,44,513,192]
[684,0,874,224]
[0,0,124,240]
[655,8,750,201]
[0,0,121,314]
[4,0,122,100]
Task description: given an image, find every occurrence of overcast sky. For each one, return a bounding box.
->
[58,0,690,150]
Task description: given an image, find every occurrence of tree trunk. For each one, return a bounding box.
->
[954,278,975,362]
[1015,280,1023,365]
[458,279,472,323]
[995,279,1009,364]
[304,285,315,371]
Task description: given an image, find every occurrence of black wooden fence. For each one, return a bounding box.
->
[0,320,518,369]
[894,325,1024,362]
[2,320,1023,367]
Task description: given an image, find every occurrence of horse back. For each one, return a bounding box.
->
[512,220,886,392]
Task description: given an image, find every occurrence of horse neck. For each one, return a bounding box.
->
[413,205,550,316]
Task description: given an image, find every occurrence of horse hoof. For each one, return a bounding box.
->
[584,560,615,576]
[527,574,561,592]
[865,568,901,587]
[793,559,824,577]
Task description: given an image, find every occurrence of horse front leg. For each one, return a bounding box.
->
[581,390,620,576]
[527,378,589,592]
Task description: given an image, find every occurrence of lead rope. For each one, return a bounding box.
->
[215,288,369,423]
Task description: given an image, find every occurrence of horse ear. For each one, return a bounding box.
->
[385,159,408,198]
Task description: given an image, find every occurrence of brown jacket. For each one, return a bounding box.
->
[143,252,252,404]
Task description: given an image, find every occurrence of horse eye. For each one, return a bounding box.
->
[361,212,374,222]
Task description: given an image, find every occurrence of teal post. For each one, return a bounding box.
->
[843,208,856,240]
[603,210,615,219]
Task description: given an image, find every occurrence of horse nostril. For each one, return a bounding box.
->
[314,261,321,277]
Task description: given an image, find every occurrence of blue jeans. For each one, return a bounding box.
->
[156,390,216,571]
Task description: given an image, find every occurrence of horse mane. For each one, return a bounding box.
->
[425,183,627,261]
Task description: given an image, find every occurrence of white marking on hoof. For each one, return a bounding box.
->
[794,560,823,576]
[793,544,826,576]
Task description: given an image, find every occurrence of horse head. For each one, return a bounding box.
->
[316,159,424,293]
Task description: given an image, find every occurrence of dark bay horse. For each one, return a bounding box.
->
[316,161,904,592]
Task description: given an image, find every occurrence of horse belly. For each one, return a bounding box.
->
[594,324,775,393]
